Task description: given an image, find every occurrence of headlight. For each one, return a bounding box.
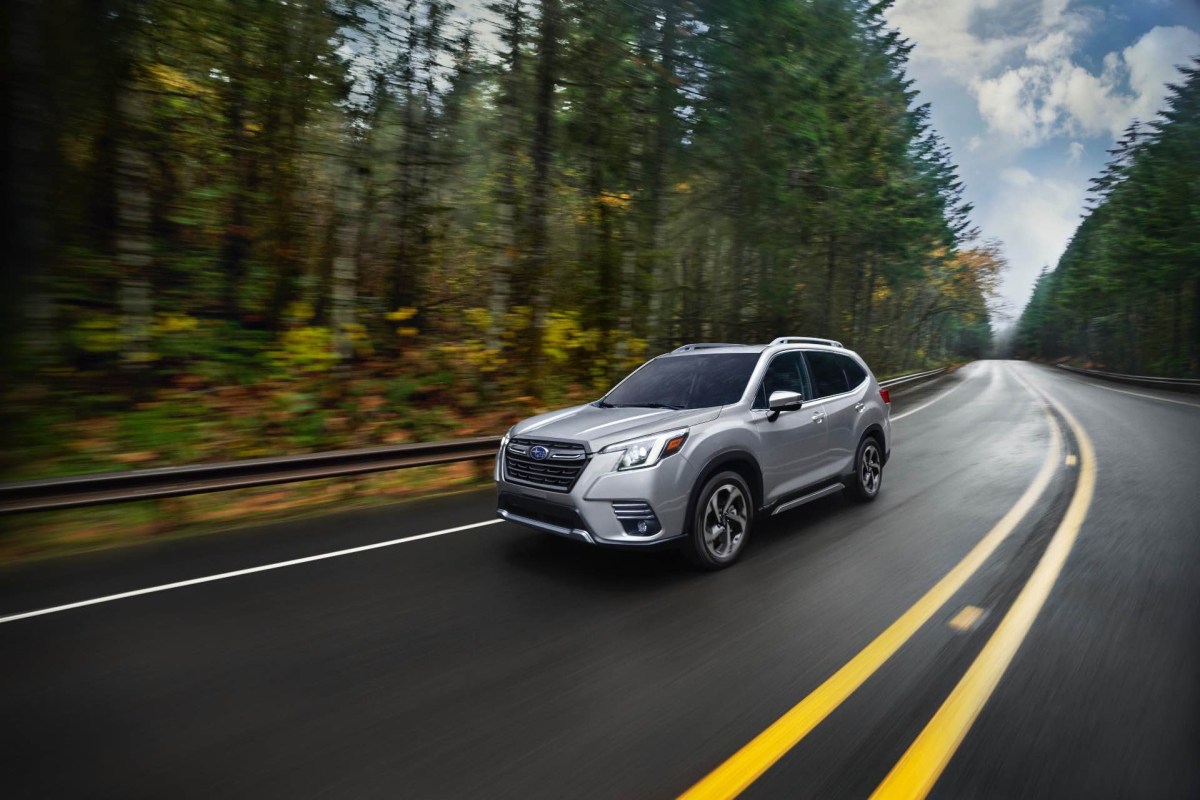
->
[601,428,689,471]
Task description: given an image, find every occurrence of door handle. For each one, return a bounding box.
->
[812,411,826,423]
[854,402,865,413]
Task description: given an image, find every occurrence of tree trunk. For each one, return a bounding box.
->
[821,231,838,335]
[488,0,525,351]
[5,0,54,371]
[332,165,360,363]
[525,0,559,392]
[116,88,153,372]
[643,0,677,352]
[862,258,877,358]
[221,33,253,321]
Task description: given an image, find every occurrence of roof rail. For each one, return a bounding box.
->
[770,336,844,348]
[672,342,746,352]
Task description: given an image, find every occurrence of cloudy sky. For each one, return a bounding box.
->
[884,0,1200,325]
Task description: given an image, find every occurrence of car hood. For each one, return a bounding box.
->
[511,404,722,451]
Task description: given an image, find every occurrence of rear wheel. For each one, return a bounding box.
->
[684,471,753,570]
[845,435,883,502]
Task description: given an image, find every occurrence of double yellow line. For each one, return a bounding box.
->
[680,374,1096,800]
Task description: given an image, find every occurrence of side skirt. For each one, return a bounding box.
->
[770,482,846,516]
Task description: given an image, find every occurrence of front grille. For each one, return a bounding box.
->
[503,438,590,492]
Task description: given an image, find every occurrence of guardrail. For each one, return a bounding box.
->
[878,367,946,389]
[1,367,950,515]
[1056,364,1200,393]
[0,438,502,515]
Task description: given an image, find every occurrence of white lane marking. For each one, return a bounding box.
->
[0,519,504,625]
[890,364,979,422]
[1056,371,1200,409]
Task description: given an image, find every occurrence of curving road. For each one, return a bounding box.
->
[1,361,1197,799]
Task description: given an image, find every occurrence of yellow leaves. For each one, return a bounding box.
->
[596,191,633,209]
[387,307,418,322]
[270,327,338,373]
[613,336,650,373]
[74,316,123,354]
[543,311,597,364]
[908,242,1007,326]
[440,341,496,370]
[152,313,199,334]
[387,308,420,338]
[340,322,373,358]
[145,64,213,100]
[463,307,491,332]
[578,192,635,226]
[285,301,314,325]
[674,182,692,193]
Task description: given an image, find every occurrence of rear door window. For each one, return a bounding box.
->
[804,351,850,399]
[838,355,868,389]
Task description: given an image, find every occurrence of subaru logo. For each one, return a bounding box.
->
[529,445,550,461]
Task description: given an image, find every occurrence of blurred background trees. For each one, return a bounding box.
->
[2,0,1001,477]
[1015,62,1200,377]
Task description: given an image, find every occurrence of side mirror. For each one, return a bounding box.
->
[767,390,804,418]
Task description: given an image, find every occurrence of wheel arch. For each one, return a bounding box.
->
[685,451,765,536]
[861,422,889,465]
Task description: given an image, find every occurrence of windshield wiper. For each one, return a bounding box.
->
[610,402,684,410]
[594,400,614,408]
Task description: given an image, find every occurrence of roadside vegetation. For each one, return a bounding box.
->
[1,0,1002,557]
[1014,62,1200,377]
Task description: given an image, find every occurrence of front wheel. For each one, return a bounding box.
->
[845,436,883,502]
[683,471,754,570]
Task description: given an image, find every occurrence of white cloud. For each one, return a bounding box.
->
[1123,26,1200,122]
[966,26,1198,148]
[1026,31,1072,62]
[1067,141,1084,165]
[890,0,1200,150]
[887,0,1022,82]
[1042,0,1071,26]
[1001,167,1037,187]
[982,173,1086,311]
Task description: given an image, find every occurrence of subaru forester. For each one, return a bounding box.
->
[494,337,891,569]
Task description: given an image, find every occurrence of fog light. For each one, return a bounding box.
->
[612,501,662,536]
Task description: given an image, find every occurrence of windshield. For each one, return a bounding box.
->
[599,353,760,410]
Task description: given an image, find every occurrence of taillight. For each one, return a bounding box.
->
[879,388,891,405]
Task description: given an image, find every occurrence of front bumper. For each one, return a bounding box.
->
[495,447,696,547]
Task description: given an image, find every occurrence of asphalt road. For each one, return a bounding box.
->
[1,361,1197,799]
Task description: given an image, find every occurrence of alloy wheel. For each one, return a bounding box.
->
[703,482,748,560]
[861,441,882,495]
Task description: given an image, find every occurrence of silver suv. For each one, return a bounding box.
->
[495,337,892,569]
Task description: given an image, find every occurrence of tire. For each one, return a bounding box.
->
[683,470,754,570]
[845,435,884,503]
